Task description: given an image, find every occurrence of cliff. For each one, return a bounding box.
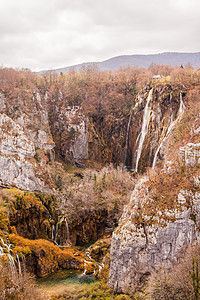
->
[108,111,200,294]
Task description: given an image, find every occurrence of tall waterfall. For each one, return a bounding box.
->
[124,96,143,168]
[152,92,185,169]
[134,89,153,172]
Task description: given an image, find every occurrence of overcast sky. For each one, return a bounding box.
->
[0,0,199,71]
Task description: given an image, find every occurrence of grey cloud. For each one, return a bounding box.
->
[0,0,199,71]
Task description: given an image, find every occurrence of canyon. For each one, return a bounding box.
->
[0,65,200,299]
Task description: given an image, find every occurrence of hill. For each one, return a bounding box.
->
[39,52,200,74]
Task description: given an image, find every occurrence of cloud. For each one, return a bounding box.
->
[0,0,199,71]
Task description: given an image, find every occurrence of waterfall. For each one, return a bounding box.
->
[85,247,92,260]
[82,260,87,276]
[178,91,185,117]
[124,95,143,168]
[152,118,174,169]
[8,253,18,279]
[54,216,71,246]
[152,92,185,169]
[134,89,153,172]
[0,238,22,282]
[81,247,93,276]
[124,112,132,166]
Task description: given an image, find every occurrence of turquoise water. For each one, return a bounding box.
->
[37,269,97,288]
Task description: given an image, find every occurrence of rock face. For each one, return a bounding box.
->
[0,113,50,192]
[108,144,200,294]
[64,106,88,166]
[46,99,89,166]
[0,88,90,189]
[179,143,200,167]
[125,85,184,172]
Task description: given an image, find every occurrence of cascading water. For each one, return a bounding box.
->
[53,216,71,246]
[82,247,93,276]
[0,238,23,285]
[124,95,143,168]
[134,89,153,172]
[152,92,185,169]
[178,91,185,116]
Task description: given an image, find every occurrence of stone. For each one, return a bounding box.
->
[0,113,50,192]
[108,168,200,293]
[179,143,200,167]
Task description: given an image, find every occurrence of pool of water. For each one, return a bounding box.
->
[37,269,97,298]
[37,269,97,286]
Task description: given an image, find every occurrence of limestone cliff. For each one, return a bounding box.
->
[48,103,88,166]
[125,84,185,172]
[109,140,200,294]
[0,113,51,192]
[0,87,89,189]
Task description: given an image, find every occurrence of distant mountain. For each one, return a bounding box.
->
[39,52,200,74]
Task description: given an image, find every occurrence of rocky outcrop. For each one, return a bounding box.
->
[179,143,200,167]
[48,103,88,166]
[67,106,88,166]
[0,114,50,192]
[108,142,200,294]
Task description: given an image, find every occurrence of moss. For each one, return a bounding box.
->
[0,211,9,230]
[9,233,84,277]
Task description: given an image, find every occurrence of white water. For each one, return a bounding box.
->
[0,238,22,283]
[134,89,153,172]
[54,217,71,246]
[82,247,93,276]
[124,96,143,167]
[152,92,185,169]
[82,260,87,276]
[85,247,92,260]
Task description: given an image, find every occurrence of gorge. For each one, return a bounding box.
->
[0,65,200,299]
